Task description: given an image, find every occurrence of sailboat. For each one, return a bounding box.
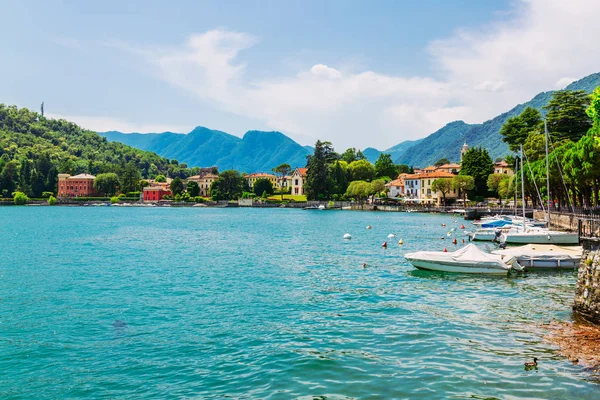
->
[500,122,579,245]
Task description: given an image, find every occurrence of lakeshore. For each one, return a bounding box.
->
[1,207,598,399]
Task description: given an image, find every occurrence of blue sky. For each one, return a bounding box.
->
[1,0,598,150]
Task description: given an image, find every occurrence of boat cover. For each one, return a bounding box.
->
[492,244,582,261]
[406,244,511,270]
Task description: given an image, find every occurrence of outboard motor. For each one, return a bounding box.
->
[491,230,502,243]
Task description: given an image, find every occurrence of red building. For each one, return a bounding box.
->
[143,187,171,202]
[58,173,99,197]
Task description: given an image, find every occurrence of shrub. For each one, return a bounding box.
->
[194,196,206,203]
[47,196,57,205]
[13,191,29,205]
[41,191,54,198]
[327,200,335,208]
[110,196,120,204]
[127,191,141,197]
[118,193,126,198]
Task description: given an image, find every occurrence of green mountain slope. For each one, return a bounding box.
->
[0,104,189,197]
[101,127,311,172]
[395,72,600,167]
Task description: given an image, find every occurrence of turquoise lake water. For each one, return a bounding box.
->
[0,207,597,399]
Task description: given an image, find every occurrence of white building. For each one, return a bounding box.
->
[291,168,307,195]
[403,174,421,201]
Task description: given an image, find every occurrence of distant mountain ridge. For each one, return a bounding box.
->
[391,72,600,167]
[101,127,312,173]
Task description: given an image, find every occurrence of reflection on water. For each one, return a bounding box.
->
[0,207,596,399]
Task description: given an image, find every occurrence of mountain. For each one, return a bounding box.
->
[394,72,600,167]
[101,128,311,172]
[385,138,424,162]
[362,147,382,163]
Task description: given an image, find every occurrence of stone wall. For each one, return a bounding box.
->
[533,210,578,231]
[574,238,600,324]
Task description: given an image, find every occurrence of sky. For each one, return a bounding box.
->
[2,0,600,151]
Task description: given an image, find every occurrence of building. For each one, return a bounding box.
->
[188,173,218,196]
[419,171,459,205]
[291,168,308,195]
[436,163,461,174]
[386,176,405,198]
[403,173,421,201]
[143,186,171,202]
[460,142,469,161]
[145,177,172,190]
[494,160,514,176]
[246,173,277,191]
[58,173,99,197]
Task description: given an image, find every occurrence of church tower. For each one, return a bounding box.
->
[460,142,468,162]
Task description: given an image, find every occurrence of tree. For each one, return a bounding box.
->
[154,174,167,183]
[345,180,372,204]
[431,178,453,206]
[47,195,57,205]
[434,158,451,167]
[330,160,349,196]
[13,191,29,205]
[460,147,494,196]
[170,177,184,196]
[0,160,19,196]
[499,107,543,151]
[348,159,375,182]
[544,89,592,142]
[121,162,141,194]
[370,179,386,201]
[374,153,397,179]
[45,166,58,194]
[497,176,515,202]
[210,170,244,200]
[396,164,412,174]
[187,180,200,197]
[272,163,292,200]
[487,174,505,204]
[452,175,475,204]
[587,86,600,130]
[341,148,358,163]
[18,158,32,195]
[253,178,274,197]
[305,140,334,200]
[94,173,120,196]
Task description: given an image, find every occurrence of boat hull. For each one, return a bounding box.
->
[406,258,510,275]
[515,257,580,269]
[502,233,579,245]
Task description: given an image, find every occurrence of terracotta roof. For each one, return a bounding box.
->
[423,166,437,171]
[495,161,510,167]
[418,171,456,179]
[246,173,276,178]
[295,168,308,176]
[403,174,422,179]
[144,186,170,191]
[69,173,96,179]
[437,163,461,169]
[386,178,405,186]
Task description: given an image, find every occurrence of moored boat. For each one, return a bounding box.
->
[404,244,519,274]
[492,244,582,269]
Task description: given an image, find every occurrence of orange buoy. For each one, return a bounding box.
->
[443,248,447,252]
[460,224,465,229]
[442,223,446,227]
[462,239,465,244]
[382,241,387,248]
[452,238,457,245]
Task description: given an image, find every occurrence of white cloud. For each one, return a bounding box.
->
[103,0,600,150]
[555,77,576,89]
[47,113,192,134]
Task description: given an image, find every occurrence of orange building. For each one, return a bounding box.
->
[58,173,99,197]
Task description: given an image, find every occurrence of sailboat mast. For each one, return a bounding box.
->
[520,144,526,232]
[514,156,518,217]
[545,120,551,228]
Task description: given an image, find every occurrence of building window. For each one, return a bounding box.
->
[295,179,299,185]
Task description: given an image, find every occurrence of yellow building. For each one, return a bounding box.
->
[188,174,218,196]
[494,161,514,176]
[246,173,277,190]
[419,171,459,205]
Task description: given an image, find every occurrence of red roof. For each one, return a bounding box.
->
[295,168,308,177]
[418,171,456,179]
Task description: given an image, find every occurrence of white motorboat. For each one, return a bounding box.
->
[405,244,519,275]
[492,244,582,269]
[499,230,579,245]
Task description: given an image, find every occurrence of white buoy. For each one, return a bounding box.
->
[343,233,352,240]
[387,233,396,238]
[366,225,372,230]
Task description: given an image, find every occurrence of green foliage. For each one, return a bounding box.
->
[120,162,141,194]
[452,175,475,203]
[341,148,365,163]
[41,191,53,198]
[47,195,56,205]
[431,178,453,205]
[186,180,200,197]
[272,163,292,200]
[374,153,397,179]
[460,147,494,196]
[587,86,600,129]
[329,160,348,196]
[94,173,120,196]
[396,164,413,174]
[13,191,28,205]
[370,179,386,198]
[499,107,543,152]
[170,177,184,196]
[544,90,592,141]
[211,170,244,200]
[434,158,451,167]
[348,159,375,182]
[305,140,336,200]
[110,196,120,204]
[253,178,274,196]
[154,174,167,183]
[345,180,372,203]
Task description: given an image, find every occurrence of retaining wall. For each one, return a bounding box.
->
[574,238,600,325]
